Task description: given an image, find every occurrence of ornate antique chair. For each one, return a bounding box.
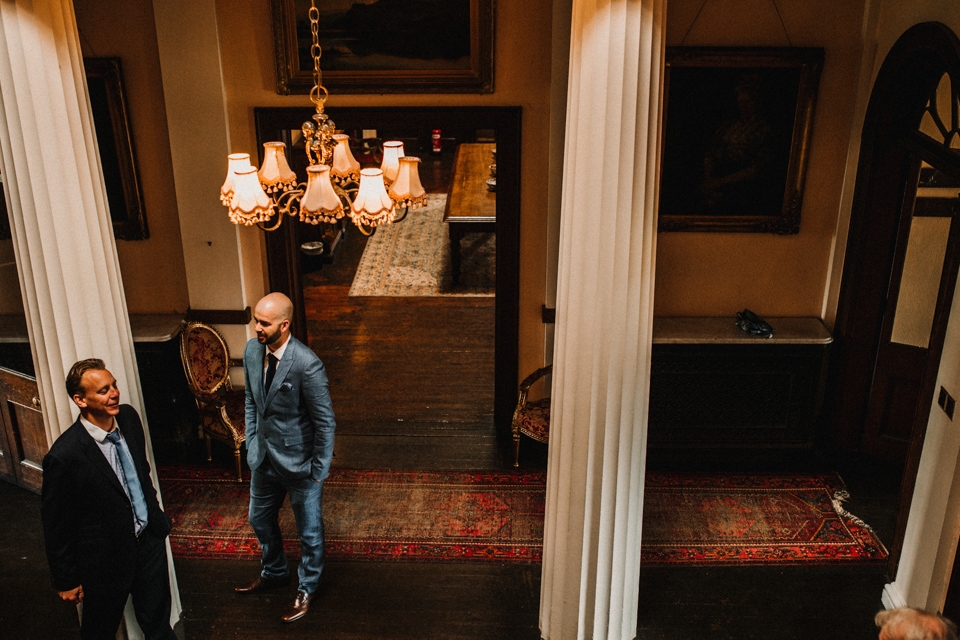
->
[511,365,552,467]
[179,322,246,482]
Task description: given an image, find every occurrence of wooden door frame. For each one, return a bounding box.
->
[254,106,522,432]
[824,22,960,578]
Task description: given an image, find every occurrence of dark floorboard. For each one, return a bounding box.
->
[176,558,541,640]
[637,565,887,640]
[0,481,81,639]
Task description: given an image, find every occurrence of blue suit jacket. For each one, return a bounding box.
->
[243,336,336,482]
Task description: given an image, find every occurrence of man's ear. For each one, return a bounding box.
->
[72,393,86,409]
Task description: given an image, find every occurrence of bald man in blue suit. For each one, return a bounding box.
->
[234,292,336,624]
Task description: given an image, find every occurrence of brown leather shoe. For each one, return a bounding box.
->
[281,591,315,623]
[234,574,290,594]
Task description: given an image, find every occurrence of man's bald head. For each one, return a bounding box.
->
[254,292,294,348]
[257,292,293,322]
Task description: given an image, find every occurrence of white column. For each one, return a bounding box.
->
[540,0,665,638]
[0,0,180,636]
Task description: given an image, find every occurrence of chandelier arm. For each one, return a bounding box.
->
[392,205,411,223]
[355,221,376,237]
[256,209,285,232]
[275,186,304,218]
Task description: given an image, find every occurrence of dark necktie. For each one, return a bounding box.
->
[104,429,148,535]
[265,353,278,392]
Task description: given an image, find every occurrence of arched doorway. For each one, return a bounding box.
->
[826,21,960,577]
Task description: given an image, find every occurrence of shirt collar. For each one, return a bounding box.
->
[80,416,115,443]
[267,336,290,362]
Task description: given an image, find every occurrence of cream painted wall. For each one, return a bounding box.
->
[72,0,189,315]
[213,0,554,377]
[655,0,868,317]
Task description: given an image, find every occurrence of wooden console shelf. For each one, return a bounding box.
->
[649,316,832,451]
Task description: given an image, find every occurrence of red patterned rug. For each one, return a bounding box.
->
[157,468,887,565]
[158,467,545,563]
[641,473,888,565]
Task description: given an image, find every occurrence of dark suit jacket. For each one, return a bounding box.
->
[243,336,336,482]
[40,405,171,592]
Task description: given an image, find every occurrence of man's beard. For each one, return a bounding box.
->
[259,328,282,345]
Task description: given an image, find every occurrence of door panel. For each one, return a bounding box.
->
[861,194,960,461]
[0,367,46,493]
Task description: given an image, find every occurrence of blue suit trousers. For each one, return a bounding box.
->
[248,458,326,594]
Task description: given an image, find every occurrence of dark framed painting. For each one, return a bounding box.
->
[271,0,495,95]
[0,58,147,241]
[658,47,824,234]
[83,57,148,240]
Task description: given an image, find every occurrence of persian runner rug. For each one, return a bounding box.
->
[157,468,887,565]
[158,467,544,563]
[347,194,496,297]
[641,473,889,564]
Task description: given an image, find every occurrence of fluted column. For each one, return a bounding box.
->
[540,0,665,638]
[0,0,180,636]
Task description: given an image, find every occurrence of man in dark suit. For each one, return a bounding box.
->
[235,292,336,623]
[41,359,177,640]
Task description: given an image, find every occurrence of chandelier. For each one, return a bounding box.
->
[218,0,427,235]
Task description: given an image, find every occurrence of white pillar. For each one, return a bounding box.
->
[0,0,180,636]
[540,0,665,638]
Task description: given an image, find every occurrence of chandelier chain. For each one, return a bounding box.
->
[309,2,328,113]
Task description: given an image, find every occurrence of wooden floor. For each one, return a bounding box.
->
[0,217,903,639]
[302,215,505,470]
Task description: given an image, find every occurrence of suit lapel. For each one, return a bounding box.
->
[77,421,128,498]
[251,343,267,408]
[264,339,297,407]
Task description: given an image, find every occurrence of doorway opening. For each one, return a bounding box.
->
[255,106,523,469]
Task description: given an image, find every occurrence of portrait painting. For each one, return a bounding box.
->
[658,48,824,234]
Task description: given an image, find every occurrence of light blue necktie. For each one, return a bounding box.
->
[104,429,149,535]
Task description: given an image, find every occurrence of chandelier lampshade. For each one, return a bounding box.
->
[300,165,345,224]
[351,168,395,229]
[229,167,274,226]
[388,156,428,209]
[258,142,298,193]
[380,141,404,185]
[220,153,251,205]
[330,134,361,185]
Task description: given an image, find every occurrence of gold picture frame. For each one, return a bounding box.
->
[271,0,495,95]
[658,47,824,234]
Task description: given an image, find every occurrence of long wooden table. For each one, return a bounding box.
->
[443,143,496,285]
